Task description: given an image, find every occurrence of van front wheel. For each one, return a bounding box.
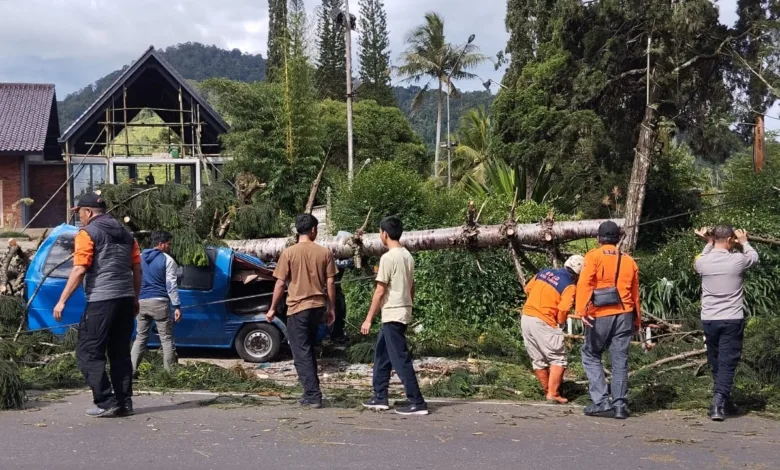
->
[235,323,281,363]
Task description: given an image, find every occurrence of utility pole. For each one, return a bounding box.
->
[344,0,355,183]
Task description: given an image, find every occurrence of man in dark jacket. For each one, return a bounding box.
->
[131,231,182,373]
[54,193,142,418]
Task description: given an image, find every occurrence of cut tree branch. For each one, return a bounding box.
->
[749,235,780,247]
[642,311,683,330]
[628,349,707,377]
[304,153,330,214]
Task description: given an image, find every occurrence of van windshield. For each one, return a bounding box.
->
[42,235,75,278]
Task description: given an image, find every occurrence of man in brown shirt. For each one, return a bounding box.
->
[268,214,337,408]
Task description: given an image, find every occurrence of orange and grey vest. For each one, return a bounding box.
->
[81,215,135,302]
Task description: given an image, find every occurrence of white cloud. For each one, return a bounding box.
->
[0,0,504,95]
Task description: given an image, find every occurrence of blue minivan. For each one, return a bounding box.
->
[25,224,295,363]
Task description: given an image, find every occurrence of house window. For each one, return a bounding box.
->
[71,163,106,201]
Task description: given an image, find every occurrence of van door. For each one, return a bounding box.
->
[27,233,85,335]
[166,247,230,347]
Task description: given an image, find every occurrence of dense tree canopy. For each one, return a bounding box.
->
[492,0,779,231]
[318,98,427,171]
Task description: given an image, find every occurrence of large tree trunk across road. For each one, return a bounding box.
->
[227,219,625,261]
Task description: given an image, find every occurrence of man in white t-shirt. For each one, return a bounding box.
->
[360,216,428,416]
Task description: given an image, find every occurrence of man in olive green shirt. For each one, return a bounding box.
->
[360,216,428,416]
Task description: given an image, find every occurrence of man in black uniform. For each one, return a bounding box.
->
[54,193,142,417]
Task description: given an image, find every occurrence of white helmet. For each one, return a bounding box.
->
[564,255,585,275]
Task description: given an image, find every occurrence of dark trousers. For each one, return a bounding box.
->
[372,322,425,406]
[331,288,347,339]
[287,308,324,402]
[76,298,135,409]
[702,319,745,398]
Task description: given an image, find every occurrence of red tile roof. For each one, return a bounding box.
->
[0,83,56,153]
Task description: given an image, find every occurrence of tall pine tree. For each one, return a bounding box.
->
[357,0,394,106]
[316,0,347,100]
[267,0,288,83]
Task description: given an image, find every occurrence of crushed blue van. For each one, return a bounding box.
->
[24,224,303,363]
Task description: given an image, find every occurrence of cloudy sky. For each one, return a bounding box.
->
[0,0,776,130]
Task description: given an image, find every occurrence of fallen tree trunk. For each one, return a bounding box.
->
[227,219,625,261]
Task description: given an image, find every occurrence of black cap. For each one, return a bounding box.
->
[598,221,620,240]
[72,193,107,211]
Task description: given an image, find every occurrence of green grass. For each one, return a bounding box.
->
[0,232,30,239]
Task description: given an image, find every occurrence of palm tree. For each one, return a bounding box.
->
[453,106,491,184]
[397,12,485,178]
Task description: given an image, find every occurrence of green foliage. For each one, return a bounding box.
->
[332,160,429,231]
[202,78,323,214]
[452,106,491,184]
[20,354,84,391]
[357,0,395,106]
[112,109,182,157]
[318,99,427,170]
[99,182,209,266]
[638,147,780,322]
[637,139,709,248]
[411,250,524,333]
[316,0,347,100]
[744,316,780,385]
[394,86,495,153]
[637,233,702,322]
[342,248,529,350]
[0,361,25,409]
[266,0,288,83]
[491,41,607,210]
[396,11,487,175]
[495,0,748,218]
[0,232,29,239]
[135,355,289,394]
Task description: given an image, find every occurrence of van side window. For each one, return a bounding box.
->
[42,235,75,279]
[177,248,217,291]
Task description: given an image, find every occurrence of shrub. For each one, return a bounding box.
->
[332,161,429,231]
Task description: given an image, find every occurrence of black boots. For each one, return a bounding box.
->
[584,401,616,418]
[708,393,726,421]
[613,404,630,420]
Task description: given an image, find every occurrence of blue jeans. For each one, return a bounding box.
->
[581,312,635,407]
[372,322,425,406]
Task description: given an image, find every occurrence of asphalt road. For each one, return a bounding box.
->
[2,391,779,470]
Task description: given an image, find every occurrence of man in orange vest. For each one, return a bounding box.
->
[575,221,641,420]
[522,255,585,404]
